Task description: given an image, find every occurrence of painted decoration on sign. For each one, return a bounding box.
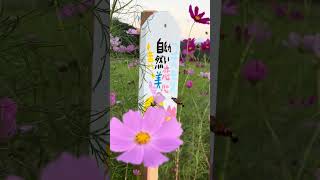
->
[138,11,180,113]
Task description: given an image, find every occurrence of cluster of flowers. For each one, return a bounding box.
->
[58,0,94,19]
[0,97,108,180]
[283,32,320,58]
[110,33,138,54]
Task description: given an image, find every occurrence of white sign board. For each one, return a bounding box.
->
[138,11,181,112]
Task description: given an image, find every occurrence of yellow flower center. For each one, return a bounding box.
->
[188,47,192,50]
[165,116,172,121]
[135,131,151,145]
[195,16,201,21]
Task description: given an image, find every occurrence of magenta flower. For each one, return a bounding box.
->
[110,92,116,106]
[110,35,121,47]
[5,176,23,180]
[117,45,127,53]
[305,96,317,106]
[58,4,76,19]
[302,35,316,52]
[126,44,137,53]
[133,169,141,176]
[245,21,272,43]
[282,32,301,48]
[184,69,194,75]
[242,60,267,85]
[222,0,238,16]
[77,3,88,14]
[200,39,210,52]
[189,5,210,24]
[186,80,193,88]
[0,97,17,140]
[128,60,139,68]
[182,38,196,55]
[40,152,105,180]
[126,28,140,35]
[196,62,205,68]
[289,10,304,20]
[272,3,288,17]
[110,107,183,167]
[313,34,320,58]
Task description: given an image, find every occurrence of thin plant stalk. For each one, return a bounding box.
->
[175,21,195,180]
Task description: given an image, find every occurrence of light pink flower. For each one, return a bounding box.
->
[126,28,140,35]
[110,92,116,106]
[110,107,183,167]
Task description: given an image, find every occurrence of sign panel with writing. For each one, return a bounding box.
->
[138,11,181,113]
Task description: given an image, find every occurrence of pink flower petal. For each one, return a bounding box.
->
[110,135,135,152]
[189,5,194,18]
[142,107,166,134]
[110,117,136,152]
[122,110,142,132]
[5,176,24,180]
[154,93,165,104]
[195,6,199,16]
[151,138,182,153]
[117,145,144,165]
[143,145,168,167]
[153,119,182,138]
[198,12,205,18]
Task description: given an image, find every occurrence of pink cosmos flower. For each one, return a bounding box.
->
[302,35,315,52]
[58,4,76,19]
[242,59,267,85]
[200,72,210,79]
[184,69,194,75]
[110,92,116,106]
[189,5,210,24]
[5,176,24,180]
[126,28,140,35]
[282,32,301,48]
[222,0,238,16]
[125,44,137,53]
[313,34,320,58]
[128,60,139,68]
[200,39,210,52]
[186,80,193,88]
[196,62,205,68]
[40,152,105,180]
[182,38,196,55]
[110,107,183,167]
[110,35,121,47]
[148,82,165,106]
[133,169,141,176]
[0,97,17,140]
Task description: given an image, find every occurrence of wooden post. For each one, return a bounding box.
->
[138,11,181,180]
[210,0,222,180]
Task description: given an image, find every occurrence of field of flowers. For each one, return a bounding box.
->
[1,0,320,180]
[108,5,211,180]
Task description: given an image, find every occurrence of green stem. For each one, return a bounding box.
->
[219,139,231,180]
[295,124,320,180]
[54,0,81,71]
[257,85,292,180]
[175,21,195,180]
